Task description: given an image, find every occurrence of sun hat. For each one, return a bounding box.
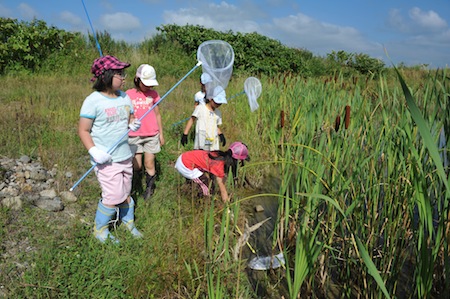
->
[136,64,159,86]
[200,73,212,84]
[229,142,249,161]
[91,55,130,80]
[212,86,227,104]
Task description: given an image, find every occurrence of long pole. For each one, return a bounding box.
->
[70,61,203,191]
[81,0,103,57]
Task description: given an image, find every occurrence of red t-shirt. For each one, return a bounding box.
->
[181,150,225,178]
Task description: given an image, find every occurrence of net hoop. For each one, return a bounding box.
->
[197,40,235,99]
[244,77,262,112]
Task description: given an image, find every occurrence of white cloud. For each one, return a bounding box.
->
[387,7,448,34]
[100,12,141,32]
[269,13,381,55]
[409,7,447,32]
[163,2,260,33]
[58,11,84,27]
[18,3,38,20]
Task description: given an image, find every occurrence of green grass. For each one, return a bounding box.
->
[0,49,449,298]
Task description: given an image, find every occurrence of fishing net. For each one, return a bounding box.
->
[197,40,234,99]
[244,77,262,112]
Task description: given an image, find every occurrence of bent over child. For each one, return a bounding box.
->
[175,141,249,203]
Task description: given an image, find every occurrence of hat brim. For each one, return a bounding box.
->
[141,78,159,86]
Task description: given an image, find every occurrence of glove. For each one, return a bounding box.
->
[88,146,112,164]
[128,119,141,132]
[181,134,188,146]
[219,133,226,146]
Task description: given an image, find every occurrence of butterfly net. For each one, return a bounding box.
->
[197,40,234,99]
[244,77,262,112]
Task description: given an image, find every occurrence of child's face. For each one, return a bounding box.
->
[211,100,222,109]
[139,80,154,91]
[112,71,126,90]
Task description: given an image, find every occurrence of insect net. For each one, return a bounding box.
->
[244,77,262,112]
[197,40,234,99]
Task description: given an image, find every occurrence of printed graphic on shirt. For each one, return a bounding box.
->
[105,105,130,123]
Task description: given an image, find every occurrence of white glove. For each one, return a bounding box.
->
[128,119,141,132]
[88,146,112,164]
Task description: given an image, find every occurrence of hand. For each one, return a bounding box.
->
[128,119,141,132]
[219,133,226,146]
[88,146,112,164]
[181,134,188,146]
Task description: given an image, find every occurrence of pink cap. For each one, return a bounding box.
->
[229,142,249,160]
[91,55,130,80]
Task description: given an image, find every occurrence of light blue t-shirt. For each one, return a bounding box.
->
[80,91,134,164]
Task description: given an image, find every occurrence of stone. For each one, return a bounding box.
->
[39,189,57,198]
[255,205,265,212]
[34,198,64,212]
[60,191,77,203]
[1,196,23,210]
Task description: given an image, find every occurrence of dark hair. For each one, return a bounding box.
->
[133,77,144,92]
[92,69,123,94]
[208,149,245,182]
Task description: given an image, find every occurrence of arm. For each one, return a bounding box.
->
[78,117,95,150]
[183,116,196,135]
[216,176,230,203]
[154,105,165,146]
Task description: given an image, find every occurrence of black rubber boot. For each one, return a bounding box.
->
[143,173,156,200]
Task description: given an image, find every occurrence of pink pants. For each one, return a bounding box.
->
[95,158,132,205]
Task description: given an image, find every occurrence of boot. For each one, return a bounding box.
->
[94,199,119,243]
[118,197,143,238]
[143,173,156,200]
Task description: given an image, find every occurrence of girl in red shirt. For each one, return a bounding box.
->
[175,142,249,203]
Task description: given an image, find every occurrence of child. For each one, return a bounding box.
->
[78,55,143,243]
[194,73,212,106]
[175,141,249,203]
[127,64,164,200]
[181,85,227,151]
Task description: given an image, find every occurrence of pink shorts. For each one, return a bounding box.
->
[94,158,132,205]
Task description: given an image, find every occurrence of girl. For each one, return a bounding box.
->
[181,85,227,151]
[78,55,143,243]
[175,141,249,203]
[127,64,165,200]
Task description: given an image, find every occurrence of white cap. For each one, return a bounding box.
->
[200,73,212,84]
[136,64,158,86]
[212,86,227,104]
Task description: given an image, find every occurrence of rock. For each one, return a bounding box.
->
[39,189,57,198]
[60,191,77,203]
[1,196,23,210]
[34,198,64,212]
[255,205,265,212]
[19,155,31,164]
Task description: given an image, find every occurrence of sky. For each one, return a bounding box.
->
[0,0,449,68]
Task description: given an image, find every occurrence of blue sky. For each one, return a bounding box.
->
[1,0,449,68]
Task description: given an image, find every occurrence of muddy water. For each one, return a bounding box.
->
[237,177,289,297]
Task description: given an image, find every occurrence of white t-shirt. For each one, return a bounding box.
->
[192,104,222,151]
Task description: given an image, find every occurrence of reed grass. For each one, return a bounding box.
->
[1,53,449,297]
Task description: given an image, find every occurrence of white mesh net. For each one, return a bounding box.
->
[197,40,234,99]
[244,77,262,112]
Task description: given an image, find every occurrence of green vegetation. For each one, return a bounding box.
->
[0,18,449,298]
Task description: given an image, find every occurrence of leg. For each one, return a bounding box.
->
[131,153,144,196]
[118,197,143,238]
[143,152,157,200]
[94,199,119,243]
